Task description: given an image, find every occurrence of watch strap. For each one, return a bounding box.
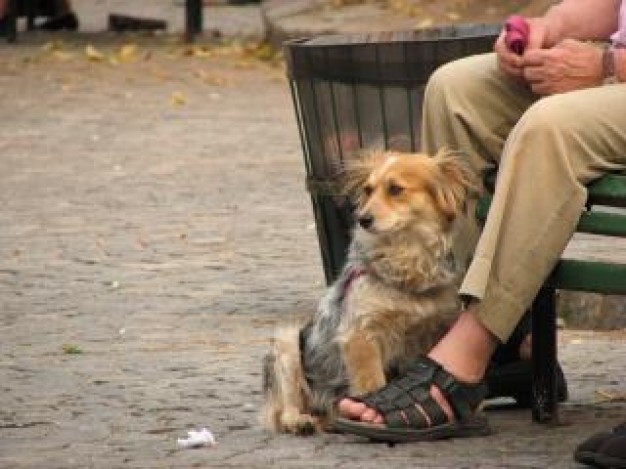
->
[602,45,618,84]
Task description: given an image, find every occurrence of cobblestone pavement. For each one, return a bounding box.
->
[1,6,625,469]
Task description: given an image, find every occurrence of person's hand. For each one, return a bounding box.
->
[522,39,603,95]
[495,17,550,80]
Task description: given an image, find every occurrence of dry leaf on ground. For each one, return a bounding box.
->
[170,90,187,106]
[85,45,105,62]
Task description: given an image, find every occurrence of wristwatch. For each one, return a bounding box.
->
[602,45,619,85]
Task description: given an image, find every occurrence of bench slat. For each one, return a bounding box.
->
[587,174,626,208]
[483,171,626,208]
[577,210,626,237]
[476,196,626,238]
[550,259,626,295]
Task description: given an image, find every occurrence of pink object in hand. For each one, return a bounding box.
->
[504,15,530,55]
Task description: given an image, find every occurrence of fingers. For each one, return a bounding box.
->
[495,31,524,78]
[522,49,545,67]
[523,67,551,95]
[522,49,552,95]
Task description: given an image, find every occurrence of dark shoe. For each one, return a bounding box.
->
[595,434,626,468]
[108,14,167,32]
[0,15,8,37]
[38,12,79,31]
[333,356,491,443]
[0,14,16,41]
[485,359,568,407]
[575,422,626,467]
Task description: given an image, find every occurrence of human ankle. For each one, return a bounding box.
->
[427,309,498,383]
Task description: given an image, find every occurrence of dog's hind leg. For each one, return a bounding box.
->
[261,326,319,435]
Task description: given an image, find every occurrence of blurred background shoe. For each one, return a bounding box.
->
[108,14,167,32]
[37,11,79,30]
[575,422,626,468]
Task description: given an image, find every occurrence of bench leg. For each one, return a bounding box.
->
[6,0,17,42]
[531,286,559,423]
[24,0,36,30]
[185,0,203,43]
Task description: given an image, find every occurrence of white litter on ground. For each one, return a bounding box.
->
[177,428,216,449]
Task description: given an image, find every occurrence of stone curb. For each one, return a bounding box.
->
[261,0,335,48]
[261,0,415,48]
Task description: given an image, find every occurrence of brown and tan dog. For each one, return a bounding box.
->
[262,149,479,434]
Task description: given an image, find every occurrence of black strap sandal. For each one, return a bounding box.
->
[333,356,491,443]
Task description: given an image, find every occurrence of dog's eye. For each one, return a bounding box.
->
[388,183,404,196]
[363,185,374,197]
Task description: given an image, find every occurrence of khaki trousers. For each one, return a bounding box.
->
[420,53,626,342]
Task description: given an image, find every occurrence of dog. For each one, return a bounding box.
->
[261,149,479,434]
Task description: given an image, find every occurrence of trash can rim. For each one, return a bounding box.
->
[283,23,501,49]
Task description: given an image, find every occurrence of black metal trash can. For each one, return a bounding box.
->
[285,25,500,284]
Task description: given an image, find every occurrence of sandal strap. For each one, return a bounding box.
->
[353,356,486,428]
[431,366,488,420]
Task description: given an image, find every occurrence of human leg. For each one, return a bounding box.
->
[420,52,537,268]
[338,78,626,438]
[464,85,626,341]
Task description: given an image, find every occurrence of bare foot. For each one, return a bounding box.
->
[338,382,456,425]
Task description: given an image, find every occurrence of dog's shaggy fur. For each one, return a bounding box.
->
[262,150,479,434]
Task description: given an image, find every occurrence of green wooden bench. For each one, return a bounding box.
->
[477,171,626,422]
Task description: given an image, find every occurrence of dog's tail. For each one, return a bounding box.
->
[261,325,314,433]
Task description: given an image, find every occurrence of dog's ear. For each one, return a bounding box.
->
[338,150,385,201]
[430,148,481,220]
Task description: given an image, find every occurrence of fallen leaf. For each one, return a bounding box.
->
[170,90,187,106]
[85,44,105,62]
[194,69,228,86]
[42,40,64,52]
[52,50,74,62]
[62,344,83,355]
[118,43,138,62]
[192,45,213,58]
[234,60,255,70]
[416,18,434,29]
[595,389,626,403]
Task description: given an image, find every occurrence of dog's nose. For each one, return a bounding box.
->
[358,215,374,229]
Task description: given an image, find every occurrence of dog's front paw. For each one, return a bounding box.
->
[279,411,319,436]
